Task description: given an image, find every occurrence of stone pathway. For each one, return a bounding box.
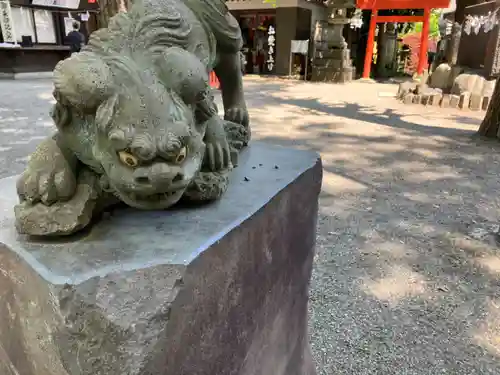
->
[1,76,499,374]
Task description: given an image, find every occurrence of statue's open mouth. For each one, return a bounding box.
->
[111,181,189,210]
[130,190,181,201]
[118,188,185,209]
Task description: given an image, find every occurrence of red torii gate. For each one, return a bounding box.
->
[357,0,450,79]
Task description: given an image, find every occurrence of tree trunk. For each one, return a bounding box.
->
[97,0,128,28]
[478,77,500,138]
[444,22,461,65]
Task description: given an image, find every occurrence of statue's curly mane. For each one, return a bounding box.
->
[50,0,226,140]
[83,4,192,59]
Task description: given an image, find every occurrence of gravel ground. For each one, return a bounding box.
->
[1,77,500,374]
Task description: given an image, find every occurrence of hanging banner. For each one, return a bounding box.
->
[266,25,275,72]
[0,0,17,43]
[463,9,499,35]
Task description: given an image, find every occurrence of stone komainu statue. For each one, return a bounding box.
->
[14,0,250,236]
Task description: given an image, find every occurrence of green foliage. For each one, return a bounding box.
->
[412,10,441,38]
[377,9,422,34]
[262,0,277,7]
[376,8,440,37]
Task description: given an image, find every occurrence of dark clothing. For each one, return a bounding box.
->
[427,51,436,66]
[66,30,85,53]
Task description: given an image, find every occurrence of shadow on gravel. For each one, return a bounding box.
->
[252,91,500,374]
[262,95,478,138]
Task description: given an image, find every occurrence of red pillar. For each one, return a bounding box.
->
[362,9,378,79]
[417,8,431,75]
[209,71,220,89]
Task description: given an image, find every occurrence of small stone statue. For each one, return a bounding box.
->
[14,0,250,236]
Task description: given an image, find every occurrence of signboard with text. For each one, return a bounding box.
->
[31,0,79,9]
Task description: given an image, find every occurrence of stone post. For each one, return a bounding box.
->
[311,4,355,83]
[376,23,398,78]
[445,22,462,65]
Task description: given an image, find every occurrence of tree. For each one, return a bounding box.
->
[476,0,500,139]
[97,0,130,28]
[478,82,500,138]
[412,9,441,38]
[262,0,277,6]
[378,8,423,34]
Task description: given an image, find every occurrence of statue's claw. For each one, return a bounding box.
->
[17,157,76,206]
[203,116,232,172]
[224,107,249,128]
[204,134,231,171]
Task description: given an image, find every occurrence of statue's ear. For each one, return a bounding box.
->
[50,102,71,130]
[95,93,119,131]
[53,51,114,110]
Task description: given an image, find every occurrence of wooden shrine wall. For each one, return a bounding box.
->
[457,1,500,78]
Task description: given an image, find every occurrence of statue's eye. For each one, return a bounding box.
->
[118,151,139,168]
[175,146,188,164]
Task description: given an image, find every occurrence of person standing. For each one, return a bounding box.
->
[66,21,85,54]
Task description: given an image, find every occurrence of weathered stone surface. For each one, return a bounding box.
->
[429,93,443,106]
[412,94,422,104]
[397,81,416,99]
[313,58,344,69]
[441,94,451,108]
[311,20,353,84]
[450,73,491,101]
[469,94,483,111]
[403,93,415,105]
[449,65,464,88]
[451,73,478,96]
[421,94,430,105]
[0,142,321,375]
[449,94,460,108]
[429,63,452,90]
[419,87,442,98]
[483,96,491,111]
[311,67,353,83]
[482,79,497,97]
[458,92,471,109]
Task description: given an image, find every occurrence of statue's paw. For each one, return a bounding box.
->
[183,170,229,202]
[224,106,249,128]
[17,166,76,206]
[14,169,108,237]
[204,135,231,172]
[223,120,250,151]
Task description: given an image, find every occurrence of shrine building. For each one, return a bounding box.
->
[226,0,467,81]
[0,0,99,78]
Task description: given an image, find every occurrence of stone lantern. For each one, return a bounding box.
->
[311,0,356,82]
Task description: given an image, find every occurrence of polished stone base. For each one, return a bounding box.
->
[0,142,322,375]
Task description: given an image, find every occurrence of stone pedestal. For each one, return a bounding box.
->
[0,142,322,375]
[311,15,354,83]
